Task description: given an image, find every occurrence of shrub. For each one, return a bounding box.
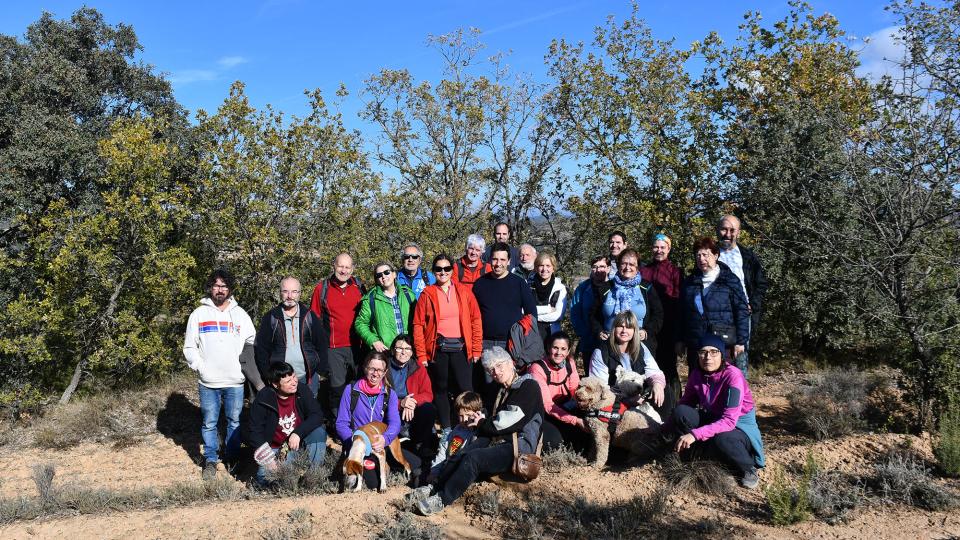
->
[806,469,865,523]
[32,391,164,449]
[260,507,314,540]
[372,511,443,540]
[872,451,957,511]
[764,454,816,526]
[935,403,960,476]
[542,444,588,471]
[262,450,338,495]
[660,455,735,496]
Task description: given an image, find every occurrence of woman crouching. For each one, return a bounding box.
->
[662,335,765,489]
[409,346,545,515]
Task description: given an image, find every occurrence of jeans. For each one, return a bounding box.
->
[198,384,244,464]
[255,425,328,484]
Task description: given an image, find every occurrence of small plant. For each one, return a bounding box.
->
[262,450,337,495]
[373,511,443,540]
[542,444,588,471]
[935,403,960,476]
[806,469,865,523]
[764,454,816,526]
[872,451,957,511]
[31,463,56,504]
[660,455,735,495]
[466,488,501,516]
[259,507,314,540]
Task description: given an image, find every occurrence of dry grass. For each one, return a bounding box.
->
[659,454,736,496]
[259,507,314,540]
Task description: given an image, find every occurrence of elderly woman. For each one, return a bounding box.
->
[412,253,483,436]
[388,334,437,459]
[410,346,545,515]
[453,234,492,288]
[336,351,421,489]
[663,335,765,489]
[600,248,664,355]
[529,332,589,453]
[532,252,567,341]
[640,233,684,406]
[590,310,670,417]
[677,237,750,371]
[354,262,416,354]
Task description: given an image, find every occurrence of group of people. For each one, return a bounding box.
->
[182,217,768,516]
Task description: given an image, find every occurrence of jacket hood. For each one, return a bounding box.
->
[511,373,534,389]
[200,296,239,311]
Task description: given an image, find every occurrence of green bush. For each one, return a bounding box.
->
[935,404,960,476]
[764,454,816,526]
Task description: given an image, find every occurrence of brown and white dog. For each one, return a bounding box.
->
[574,376,661,468]
[342,421,411,492]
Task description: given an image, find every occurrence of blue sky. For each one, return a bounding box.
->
[4,1,901,126]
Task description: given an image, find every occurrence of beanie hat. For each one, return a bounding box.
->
[697,335,727,360]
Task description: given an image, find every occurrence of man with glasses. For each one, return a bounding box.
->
[254,276,329,398]
[396,242,435,299]
[183,268,257,480]
[569,255,614,364]
[309,253,366,421]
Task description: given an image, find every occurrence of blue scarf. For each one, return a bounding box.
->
[612,273,645,320]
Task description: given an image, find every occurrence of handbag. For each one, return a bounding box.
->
[437,335,465,353]
[707,323,736,346]
[511,431,544,481]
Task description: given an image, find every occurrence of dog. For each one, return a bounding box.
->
[342,421,412,492]
[613,366,663,425]
[574,376,661,468]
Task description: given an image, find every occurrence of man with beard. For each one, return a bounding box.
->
[569,255,613,365]
[254,276,329,398]
[183,268,257,479]
[607,231,628,279]
[310,253,366,420]
[511,243,537,283]
[717,215,768,376]
[482,222,520,270]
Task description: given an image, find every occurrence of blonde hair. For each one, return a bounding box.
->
[454,391,483,415]
[533,252,557,272]
[608,310,643,360]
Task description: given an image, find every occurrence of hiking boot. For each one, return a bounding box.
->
[404,485,434,509]
[416,494,445,516]
[740,469,759,490]
[202,462,218,481]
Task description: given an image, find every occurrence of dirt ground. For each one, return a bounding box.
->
[1,372,959,539]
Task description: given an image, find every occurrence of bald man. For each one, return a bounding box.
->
[717,215,768,376]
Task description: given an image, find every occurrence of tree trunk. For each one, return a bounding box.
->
[59,359,85,405]
[59,278,124,404]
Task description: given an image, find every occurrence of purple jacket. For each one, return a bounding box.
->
[335,381,401,444]
[675,363,755,442]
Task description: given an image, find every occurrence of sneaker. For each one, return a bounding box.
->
[416,494,444,516]
[398,423,411,442]
[202,462,218,481]
[404,485,434,508]
[740,469,759,490]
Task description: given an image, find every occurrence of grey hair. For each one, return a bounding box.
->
[519,243,536,254]
[400,242,423,258]
[466,234,486,252]
[481,346,513,371]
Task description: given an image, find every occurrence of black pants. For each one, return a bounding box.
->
[650,384,677,422]
[428,349,473,428]
[404,402,438,455]
[654,338,682,408]
[670,404,755,474]
[542,415,590,455]
[436,437,513,506]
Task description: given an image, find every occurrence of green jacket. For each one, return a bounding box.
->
[354,285,416,348]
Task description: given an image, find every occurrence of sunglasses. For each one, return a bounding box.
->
[375,269,392,278]
[433,265,453,273]
[402,254,421,260]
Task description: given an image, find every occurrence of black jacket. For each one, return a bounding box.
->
[244,384,325,450]
[680,262,751,346]
[738,246,768,326]
[479,376,545,454]
[254,303,329,381]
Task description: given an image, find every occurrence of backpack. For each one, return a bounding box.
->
[535,358,575,399]
[349,384,392,423]
[316,277,367,328]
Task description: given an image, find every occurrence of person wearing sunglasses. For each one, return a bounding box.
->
[412,253,483,437]
[354,262,416,354]
[395,242,435,299]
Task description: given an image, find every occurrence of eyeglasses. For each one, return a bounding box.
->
[211,284,230,290]
[375,269,392,279]
[433,265,453,273]
[401,254,421,260]
[366,367,386,374]
[698,349,722,358]
[394,346,413,352]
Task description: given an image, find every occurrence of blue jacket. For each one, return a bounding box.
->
[680,262,750,346]
[570,278,606,355]
[600,279,664,352]
[396,268,436,299]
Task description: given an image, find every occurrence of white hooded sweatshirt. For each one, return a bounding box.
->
[183,296,255,388]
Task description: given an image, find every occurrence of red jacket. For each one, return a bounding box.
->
[309,277,363,349]
[395,361,433,410]
[412,281,483,365]
[452,257,491,288]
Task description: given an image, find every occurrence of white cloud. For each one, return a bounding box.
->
[218,56,248,69]
[855,26,907,82]
[168,69,218,84]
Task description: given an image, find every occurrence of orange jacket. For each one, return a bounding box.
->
[452,257,491,288]
[412,281,483,365]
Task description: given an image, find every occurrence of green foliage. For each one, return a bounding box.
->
[764,456,814,526]
[936,403,960,476]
